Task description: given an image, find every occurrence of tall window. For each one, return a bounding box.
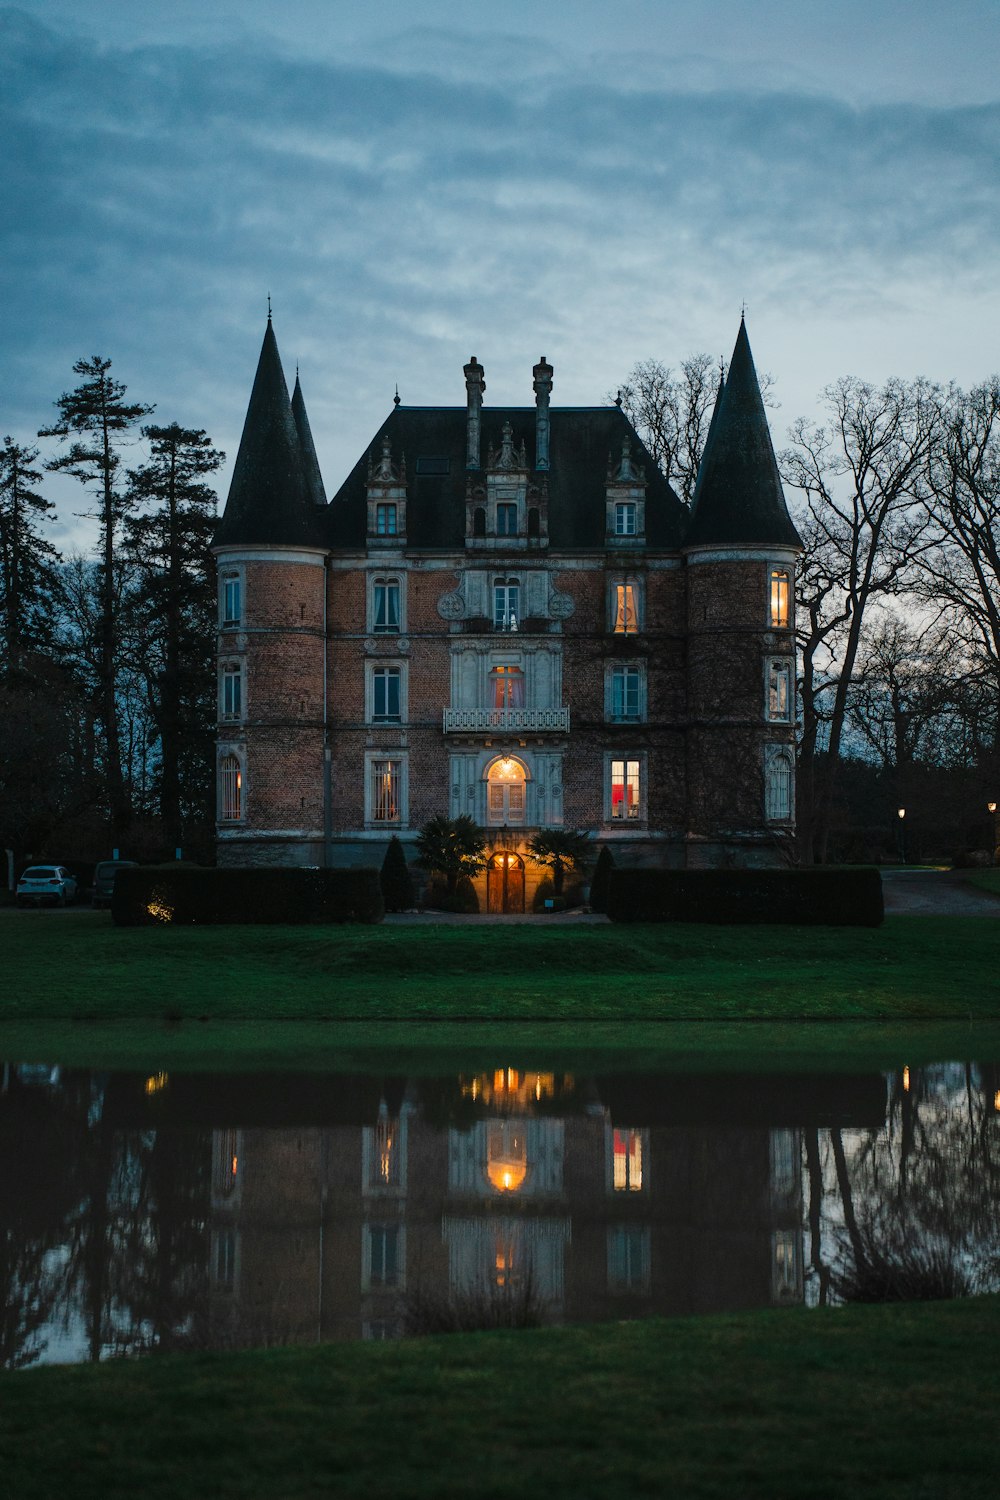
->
[494,578,520,631]
[614,502,637,536]
[372,667,401,721]
[613,583,638,634]
[497,502,518,536]
[491,665,525,709]
[610,758,640,820]
[220,755,242,820]
[610,666,640,720]
[376,502,397,536]
[607,1226,650,1292]
[770,568,790,628]
[612,1128,645,1192]
[373,579,400,633]
[487,757,526,826]
[765,752,793,821]
[371,759,400,822]
[365,1112,404,1190]
[365,1225,402,1289]
[222,574,241,626]
[768,660,792,722]
[221,664,242,720]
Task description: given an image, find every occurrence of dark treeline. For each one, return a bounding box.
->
[620,360,1000,864]
[1,357,222,871]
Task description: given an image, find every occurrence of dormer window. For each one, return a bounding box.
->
[376,502,397,536]
[497,502,518,536]
[614,503,637,537]
[494,577,520,631]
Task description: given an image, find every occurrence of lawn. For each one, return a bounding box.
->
[2,1298,997,1500]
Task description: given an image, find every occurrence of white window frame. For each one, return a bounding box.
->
[220,661,244,722]
[614,501,637,537]
[496,501,519,537]
[605,752,645,824]
[605,662,645,722]
[364,750,409,828]
[366,661,406,724]
[368,574,405,635]
[766,658,793,723]
[771,1229,802,1303]
[375,501,398,536]
[494,576,521,631]
[362,1223,405,1291]
[219,752,244,821]
[769,566,791,629]
[608,577,643,634]
[764,746,795,823]
[220,569,243,628]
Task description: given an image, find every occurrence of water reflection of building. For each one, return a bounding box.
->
[205,1070,807,1347]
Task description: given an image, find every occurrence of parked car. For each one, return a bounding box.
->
[16,865,78,907]
[92,859,139,909]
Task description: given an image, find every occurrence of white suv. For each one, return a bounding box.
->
[16,866,78,908]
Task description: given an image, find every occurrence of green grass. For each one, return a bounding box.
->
[3,912,997,1025]
[966,869,1000,897]
[2,1299,997,1499]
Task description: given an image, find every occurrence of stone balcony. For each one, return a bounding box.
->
[442,706,571,734]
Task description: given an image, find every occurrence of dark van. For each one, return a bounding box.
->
[92,860,139,909]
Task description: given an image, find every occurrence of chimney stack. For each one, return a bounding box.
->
[464,356,485,469]
[533,356,553,471]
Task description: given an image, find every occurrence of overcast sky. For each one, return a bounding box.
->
[2,0,998,549]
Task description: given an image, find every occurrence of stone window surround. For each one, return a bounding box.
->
[365,659,408,725]
[604,750,647,825]
[764,744,795,823]
[218,749,245,822]
[765,656,794,723]
[220,659,245,722]
[220,564,244,628]
[368,572,406,634]
[364,748,409,828]
[607,575,643,634]
[604,660,646,722]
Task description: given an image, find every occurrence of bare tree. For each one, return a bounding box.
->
[782,377,942,862]
[615,353,721,505]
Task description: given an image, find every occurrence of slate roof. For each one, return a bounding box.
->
[685,320,803,550]
[325,404,688,551]
[214,320,323,549]
[292,372,327,507]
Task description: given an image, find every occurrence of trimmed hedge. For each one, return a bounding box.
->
[112,867,384,926]
[606,867,884,927]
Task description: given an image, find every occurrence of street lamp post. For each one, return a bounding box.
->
[988,801,997,866]
[897,807,906,865]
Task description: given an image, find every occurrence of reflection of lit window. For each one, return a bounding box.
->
[613,583,638,634]
[613,1128,644,1192]
[772,1229,800,1302]
[494,1234,519,1288]
[215,1228,237,1289]
[610,759,640,820]
[770,569,790,628]
[365,1225,403,1288]
[487,1120,527,1192]
[608,1226,650,1291]
[770,1129,798,1198]
[216,1129,239,1197]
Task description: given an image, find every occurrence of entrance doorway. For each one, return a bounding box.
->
[487,853,525,914]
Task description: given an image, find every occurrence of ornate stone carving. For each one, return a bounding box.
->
[437,591,465,620]
[548,591,575,619]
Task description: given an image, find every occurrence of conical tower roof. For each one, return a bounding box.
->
[685,320,802,550]
[292,371,327,507]
[215,319,320,548]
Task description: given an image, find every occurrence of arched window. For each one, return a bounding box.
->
[220,755,242,820]
[770,568,790,628]
[765,751,794,822]
[487,756,526,825]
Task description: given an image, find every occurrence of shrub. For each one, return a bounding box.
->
[589,845,615,913]
[427,874,480,913]
[606,867,884,927]
[532,876,556,912]
[380,836,415,911]
[112,867,384,926]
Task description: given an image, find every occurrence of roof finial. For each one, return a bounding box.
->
[267,293,272,322]
[394,383,401,407]
[614,389,623,408]
[740,299,747,322]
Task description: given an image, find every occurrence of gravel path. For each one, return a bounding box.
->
[880,869,1000,917]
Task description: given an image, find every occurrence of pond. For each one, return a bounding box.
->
[2,1056,998,1367]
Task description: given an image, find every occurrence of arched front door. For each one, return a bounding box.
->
[487,853,525,914]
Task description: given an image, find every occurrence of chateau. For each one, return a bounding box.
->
[213,317,802,908]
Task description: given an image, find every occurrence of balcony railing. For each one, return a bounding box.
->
[442,707,571,734]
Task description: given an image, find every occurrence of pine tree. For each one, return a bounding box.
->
[124,424,223,850]
[40,358,153,843]
[380,834,416,911]
[589,844,615,913]
[0,437,62,678]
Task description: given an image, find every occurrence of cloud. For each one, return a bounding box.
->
[1,4,998,550]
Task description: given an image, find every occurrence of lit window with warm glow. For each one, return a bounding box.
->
[491,665,525,709]
[487,756,526,826]
[371,759,400,822]
[770,569,790,628]
[486,1120,527,1192]
[613,583,638,634]
[612,1128,645,1192]
[220,755,242,820]
[610,758,640,820]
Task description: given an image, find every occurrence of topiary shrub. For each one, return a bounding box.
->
[589,845,615,913]
[532,876,556,912]
[380,836,415,912]
[112,867,384,926]
[427,874,480,914]
[606,867,884,927]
